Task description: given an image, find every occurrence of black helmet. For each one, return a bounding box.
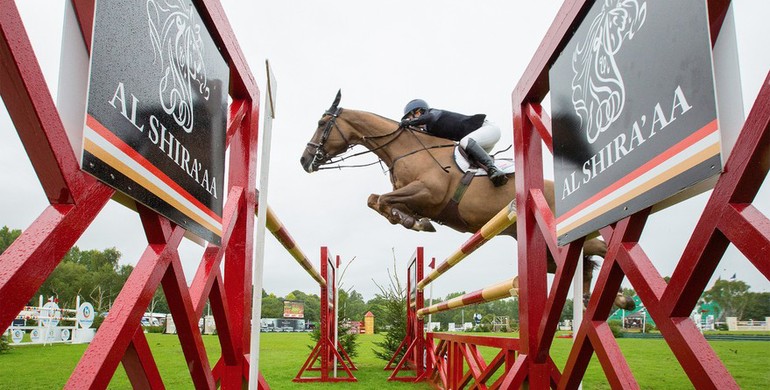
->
[402,99,429,120]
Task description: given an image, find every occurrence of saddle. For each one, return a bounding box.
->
[453,146,515,175]
[435,146,515,231]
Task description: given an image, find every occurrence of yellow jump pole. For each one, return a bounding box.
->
[417,200,516,291]
[258,204,327,287]
[417,277,519,319]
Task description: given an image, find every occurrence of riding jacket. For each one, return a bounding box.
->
[402,108,486,141]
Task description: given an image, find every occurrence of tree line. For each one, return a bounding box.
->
[3,225,768,326]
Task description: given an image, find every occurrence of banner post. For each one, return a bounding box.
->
[249,60,277,390]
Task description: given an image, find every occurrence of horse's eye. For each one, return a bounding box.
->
[317,119,326,127]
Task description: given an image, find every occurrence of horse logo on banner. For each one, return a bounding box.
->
[571,0,647,144]
[147,0,211,133]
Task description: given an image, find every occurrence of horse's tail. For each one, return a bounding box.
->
[583,255,599,271]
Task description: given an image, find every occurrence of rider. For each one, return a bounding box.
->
[399,99,508,187]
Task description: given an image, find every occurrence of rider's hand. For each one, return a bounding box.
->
[400,119,411,128]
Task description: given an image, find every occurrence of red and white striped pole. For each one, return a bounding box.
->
[417,277,518,319]
[417,200,516,290]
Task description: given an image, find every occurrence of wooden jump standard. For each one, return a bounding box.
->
[417,200,516,290]
[294,247,357,382]
[387,201,522,387]
[385,248,426,382]
[256,203,353,382]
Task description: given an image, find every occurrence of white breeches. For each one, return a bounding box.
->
[459,120,501,152]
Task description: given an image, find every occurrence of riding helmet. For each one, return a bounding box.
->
[402,99,429,119]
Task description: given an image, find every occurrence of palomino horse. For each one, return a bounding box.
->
[300,91,633,310]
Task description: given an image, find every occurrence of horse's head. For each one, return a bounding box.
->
[301,90,353,173]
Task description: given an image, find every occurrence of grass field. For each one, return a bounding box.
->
[1,332,768,389]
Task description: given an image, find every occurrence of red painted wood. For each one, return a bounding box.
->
[386,248,424,381]
[525,103,553,154]
[1,0,265,386]
[122,327,165,389]
[71,0,95,53]
[210,273,238,365]
[0,0,90,203]
[162,252,216,388]
[294,247,356,382]
[426,333,522,389]
[513,94,549,388]
[66,214,183,389]
[720,204,770,278]
[508,1,757,387]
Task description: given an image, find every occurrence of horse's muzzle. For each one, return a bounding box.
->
[300,153,319,173]
[300,155,313,173]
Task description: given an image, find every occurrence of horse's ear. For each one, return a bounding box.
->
[329,89,342,112]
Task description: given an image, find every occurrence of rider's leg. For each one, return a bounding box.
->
[460,123,507,187]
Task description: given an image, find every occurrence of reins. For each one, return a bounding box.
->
[312,111,454,172]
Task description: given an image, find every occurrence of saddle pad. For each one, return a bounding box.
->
[454,146,515,176]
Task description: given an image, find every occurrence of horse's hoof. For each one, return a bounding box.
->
[414,218,436,232]
[401,216,416,229]
[615,293,636,311]
[367,194,380,208]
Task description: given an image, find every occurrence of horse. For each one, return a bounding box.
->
[300,91,634,310]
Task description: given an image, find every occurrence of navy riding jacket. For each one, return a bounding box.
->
[403,109,486,141]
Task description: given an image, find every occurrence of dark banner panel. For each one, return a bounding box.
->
[550,0,720,244]
[83,0,229,244]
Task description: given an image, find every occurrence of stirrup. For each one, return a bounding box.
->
[489,170,508,187]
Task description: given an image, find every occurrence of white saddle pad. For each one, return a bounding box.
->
[453,146,515,176]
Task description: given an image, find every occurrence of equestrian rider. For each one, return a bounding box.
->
[399,99,508,187]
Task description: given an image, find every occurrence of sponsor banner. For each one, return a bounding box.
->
[83,0,229,244]
[77,302,95,329]
[550,0,721,244]
[283,300,305,319]
[11,329,24,344]
[40,301,61,327]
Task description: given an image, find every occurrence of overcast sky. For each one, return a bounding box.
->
[2,1,769,307]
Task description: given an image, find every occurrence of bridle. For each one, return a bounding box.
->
[306,107,454,172]
[305,107,348,171]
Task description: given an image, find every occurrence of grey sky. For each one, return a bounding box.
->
[2,1,768,304]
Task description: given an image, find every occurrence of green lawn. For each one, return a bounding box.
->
[0,332,768,389]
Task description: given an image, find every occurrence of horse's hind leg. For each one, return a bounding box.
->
[367,194,435,232]
[582,238,636,311]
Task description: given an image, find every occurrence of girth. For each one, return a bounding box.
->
[434,171,475,231]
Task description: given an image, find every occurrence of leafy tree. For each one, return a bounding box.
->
[741,292,770,321]
[364,295,390,333]
[560,298,574,322]
[261,293,284,318]
[0,226,21,254]
[148,288,169,315]
[307,317,359,359]
[704,279,750,320]
[0,333,10,354]
[339,289,366,321]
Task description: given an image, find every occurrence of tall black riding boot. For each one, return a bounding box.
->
[465,139,508,187]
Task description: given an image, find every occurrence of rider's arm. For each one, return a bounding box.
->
[402,110,439,127]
